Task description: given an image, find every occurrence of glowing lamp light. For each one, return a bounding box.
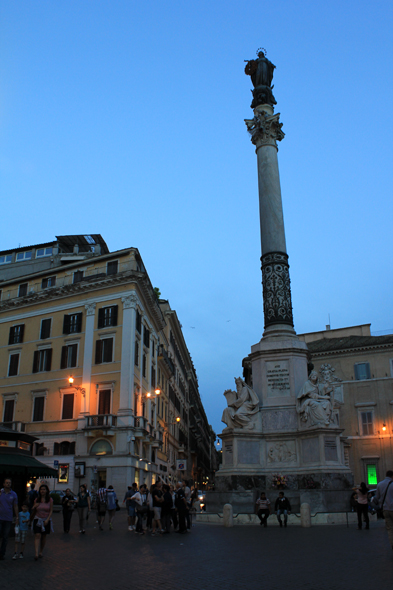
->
[382,424,387,431]
[68,377,74,385]
[176,417,181,423]
[146,392,151,398]
[155,387,161,395]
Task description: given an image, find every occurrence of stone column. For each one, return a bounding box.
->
[246,105,294,335]
[81,302,96,415]
[118,294,137,420]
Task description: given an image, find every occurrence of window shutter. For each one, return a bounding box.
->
[134,341,139,366]
[95,340,103,364]
[70,344,77,367]
[99,390,111,415]
[8,327,15,345]
[3,399,15,422]
[60,346,68,369]
[33,397,45,422]
[63,315,70,335]
[103,338,113,363]
[32,351,39,373]
[41,319,51,339]
[62,394,74,420]
[75,313,82,333]
[19,324,25,343]
[112,305,118,326]
[97,308,104,329]
[45,348,52,372]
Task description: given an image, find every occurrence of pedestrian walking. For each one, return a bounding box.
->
[151,481,164,536]
[161,484,173,533]
[61,488,76,533]
[372,470,393,549]
[175,482,188,534]
[97,487,107,531]
[256,492,271,527]
[31,483,53,561]
[124,483,138,531]
[0,477,19,560]
[106,485,117,530]
[183,479,191,530]
[27,483,38,512]
[353,482,369,530]
[170,485,178,530]
[76,484,91,533]
[132,484,148,535]
[274,492,291,527]
[13,503,30,559]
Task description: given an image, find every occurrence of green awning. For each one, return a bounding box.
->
[0,454,58,477]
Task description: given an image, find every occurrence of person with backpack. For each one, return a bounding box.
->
[353,482,370,530]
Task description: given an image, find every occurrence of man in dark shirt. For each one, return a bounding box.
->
[274,492,291,527]
[123,483,138,531]
[27,484,38,512]
[175,482,188,534]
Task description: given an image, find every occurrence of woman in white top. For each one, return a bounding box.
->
[131,485,147,535]
[353,482,369,530]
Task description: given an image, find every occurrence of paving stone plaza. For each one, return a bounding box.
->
[1,511,392,590]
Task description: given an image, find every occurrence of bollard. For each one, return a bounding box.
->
[300,503,311,528]
[223,503,234,527]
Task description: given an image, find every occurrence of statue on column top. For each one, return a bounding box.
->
[245,49,277,109]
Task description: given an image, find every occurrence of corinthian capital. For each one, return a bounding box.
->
[85,302,97,316]
[245,111,284,148]
[122,293,138,309]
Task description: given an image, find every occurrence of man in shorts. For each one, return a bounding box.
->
[124,483,138,531]
[151,481,164,536]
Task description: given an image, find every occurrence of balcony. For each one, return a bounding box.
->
[0,421,26,432]
[134,416,149,439]
[84,414,117,436]
[152,429,163,449]
[158,344,175,375]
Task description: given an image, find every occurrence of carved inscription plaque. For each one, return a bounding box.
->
[224,442,233,465]
[266,361,290,397]
[324,436,338,462]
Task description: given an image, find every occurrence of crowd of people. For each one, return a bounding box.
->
[1,471,393,561]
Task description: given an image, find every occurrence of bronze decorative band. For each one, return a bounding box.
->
[261,252,294,328]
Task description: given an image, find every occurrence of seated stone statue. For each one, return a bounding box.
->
[296,371,334,427]
[221,377,260,430]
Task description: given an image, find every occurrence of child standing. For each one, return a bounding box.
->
[13,503,30,559]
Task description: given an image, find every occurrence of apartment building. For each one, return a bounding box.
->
[0,235,215,493]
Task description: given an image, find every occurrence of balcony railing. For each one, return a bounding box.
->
[85,415,117,428]
[0,421,26,432]
[158,345,175,375]
[134,416,148,430]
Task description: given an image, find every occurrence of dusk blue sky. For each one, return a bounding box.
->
[1,1,392,438]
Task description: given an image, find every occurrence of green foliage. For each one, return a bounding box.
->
[50,492,61,505]
[153,287,161,299]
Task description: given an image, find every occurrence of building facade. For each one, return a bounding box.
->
[0,235,215,493]
[298,324,393,487]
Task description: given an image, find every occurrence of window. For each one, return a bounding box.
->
[54,441,75,455]
[3,399,15,422]
[32,349,52,373]
[366,464,378,485]
[8,354,19,376]
[73,270,84,284]
[16,251,32,262]
[152,340,155,357]
[18,283,28,297]
[107,260,118,275]
[42,276,56,289]
[33,397,45,422]
[63,313,82,334]
[40,318,51,339]
[95,338,113,364]
[35,443,45,456]
[143,326,150,348]
[361,411,374,436]
[134,340,139,366]
[97,305,118,328]
[90,439,112,455]
[355,362,371,380]
[151,366,156,389]
[60,344,78,369]
[0,254,12,264]
[62,394,74,420]
[136,310,142,334]
[142,354,147,378]
[36,247,53,258]
[9,324,25,345]
[98,390,111,414]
